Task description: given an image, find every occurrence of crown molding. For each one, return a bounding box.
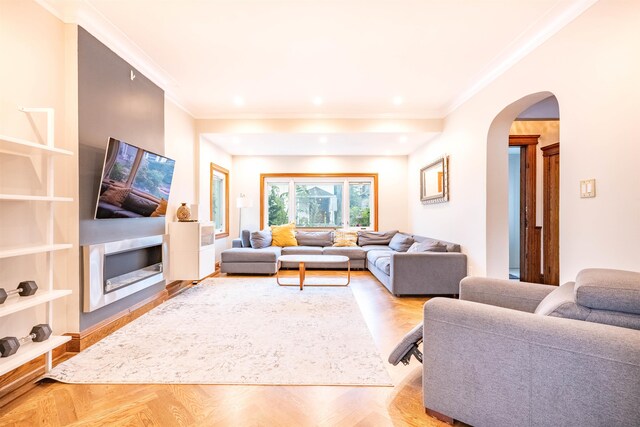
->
[35,0,196,117]
[443,0,598,116]
[193,111,443,120]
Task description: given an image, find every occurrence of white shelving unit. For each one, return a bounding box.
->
[0,107,73,376]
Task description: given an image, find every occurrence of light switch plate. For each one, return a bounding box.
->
[580,179,596,198]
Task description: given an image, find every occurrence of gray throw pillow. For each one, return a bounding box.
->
[250,230,272,249]
[407,241,447,253]
[295,231,334,247]
[241,230,251,248]
[357,230,398,246]
[389,233,414,252]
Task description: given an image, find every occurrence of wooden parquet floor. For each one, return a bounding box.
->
[0,271,461,427]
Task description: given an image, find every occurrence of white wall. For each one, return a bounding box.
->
[164,100,196,222]
[408,0,640,281]
[232,155,409,235]
[198,138,232,261]
[0,0,79,334]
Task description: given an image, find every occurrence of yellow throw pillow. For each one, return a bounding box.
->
[150,198,168,217]
[271,223,298,247]
[333,229,358,247]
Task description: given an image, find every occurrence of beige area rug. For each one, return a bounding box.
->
[45,277,393,386]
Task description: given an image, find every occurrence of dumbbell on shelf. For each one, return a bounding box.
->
[0,324,52,358]
[0,281,38,304]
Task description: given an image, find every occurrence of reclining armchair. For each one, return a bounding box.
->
[392,268,640,427]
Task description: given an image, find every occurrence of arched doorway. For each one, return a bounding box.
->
[486,91,560,281]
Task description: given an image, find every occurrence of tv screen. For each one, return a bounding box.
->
[94,137,176,219]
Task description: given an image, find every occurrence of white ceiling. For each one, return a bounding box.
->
[202,132,439,156]
[43,0,594,119]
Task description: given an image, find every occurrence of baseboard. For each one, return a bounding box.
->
[0,342,68,407]
[65,288,169,353]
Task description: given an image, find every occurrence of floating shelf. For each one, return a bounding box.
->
[0,243,73,259]
[0,194,73,202]
[0,290,72,318]
[0,134,73,156]
[0,335,70,376]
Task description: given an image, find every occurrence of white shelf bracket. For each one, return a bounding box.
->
[18,106,55,147]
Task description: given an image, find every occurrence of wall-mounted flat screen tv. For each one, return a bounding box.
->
[94,137,176,219]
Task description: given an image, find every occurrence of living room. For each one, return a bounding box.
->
[1,0,639,425]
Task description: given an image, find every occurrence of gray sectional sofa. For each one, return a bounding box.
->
[220,229,468,296]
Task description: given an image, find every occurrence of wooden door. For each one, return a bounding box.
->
[542,143,560,285]
[509,135,541,283]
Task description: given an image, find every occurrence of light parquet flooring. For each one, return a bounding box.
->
[0,271,463,427]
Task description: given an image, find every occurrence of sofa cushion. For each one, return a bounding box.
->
[322,246,366,260]
[295,231,334,247]
[282,246,323,256]
[360,245,393,252]
[271,223,298,247]
[389,233,414,252]
[374,256,391,275]
[535,281,640,330]
[407,241,447,253]
[357,230,397,246]
[221,247,281,263]
[250,230,272,249]
[367,250,392,266]
[333,229,358,247]
[574,268,640,315]
[121,193,158,216]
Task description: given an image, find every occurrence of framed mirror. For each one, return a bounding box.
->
[420,156,449,203]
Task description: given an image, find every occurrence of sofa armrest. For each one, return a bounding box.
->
[390,252,467,295]
[460,276,556,313]
[423,298,640,427]
[232,238,243,248]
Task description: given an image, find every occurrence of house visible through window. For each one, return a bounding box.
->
[262,174,377,230]
[210,163,229,237]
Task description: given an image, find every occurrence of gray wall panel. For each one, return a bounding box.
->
[78,27,166,330]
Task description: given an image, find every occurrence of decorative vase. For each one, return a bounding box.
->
[176,203,191,221]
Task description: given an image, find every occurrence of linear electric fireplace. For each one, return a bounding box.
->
[83,235,168,312]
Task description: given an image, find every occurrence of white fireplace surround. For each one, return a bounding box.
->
[83,235,168,312]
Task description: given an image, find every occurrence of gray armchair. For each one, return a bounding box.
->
[421,269,640,426]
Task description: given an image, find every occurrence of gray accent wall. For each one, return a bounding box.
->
[78,27,166,330]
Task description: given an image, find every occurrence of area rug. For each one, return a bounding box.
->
[45,277,393,386]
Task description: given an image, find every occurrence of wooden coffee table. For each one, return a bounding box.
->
[276,254,350,290]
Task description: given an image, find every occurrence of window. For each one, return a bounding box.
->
[261,174,377,230]
[266,182,289,226]
[210,163,229,237]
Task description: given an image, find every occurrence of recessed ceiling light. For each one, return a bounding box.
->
[399,135,408,143]
[319,136,328,143]
[392,96,403,106]
[233,96,245,107]
[312,96,323,106]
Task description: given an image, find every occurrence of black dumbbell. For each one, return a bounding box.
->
[0,324,52,358]
[0,281,38,304]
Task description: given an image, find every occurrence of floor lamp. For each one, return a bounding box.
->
[237,193,253,236]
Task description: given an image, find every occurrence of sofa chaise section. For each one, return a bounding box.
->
[220,246,281,274]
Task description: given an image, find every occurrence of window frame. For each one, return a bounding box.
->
[260,173,378,230]
[210,163,229,238]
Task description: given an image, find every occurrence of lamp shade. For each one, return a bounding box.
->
[237,196,253,208]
